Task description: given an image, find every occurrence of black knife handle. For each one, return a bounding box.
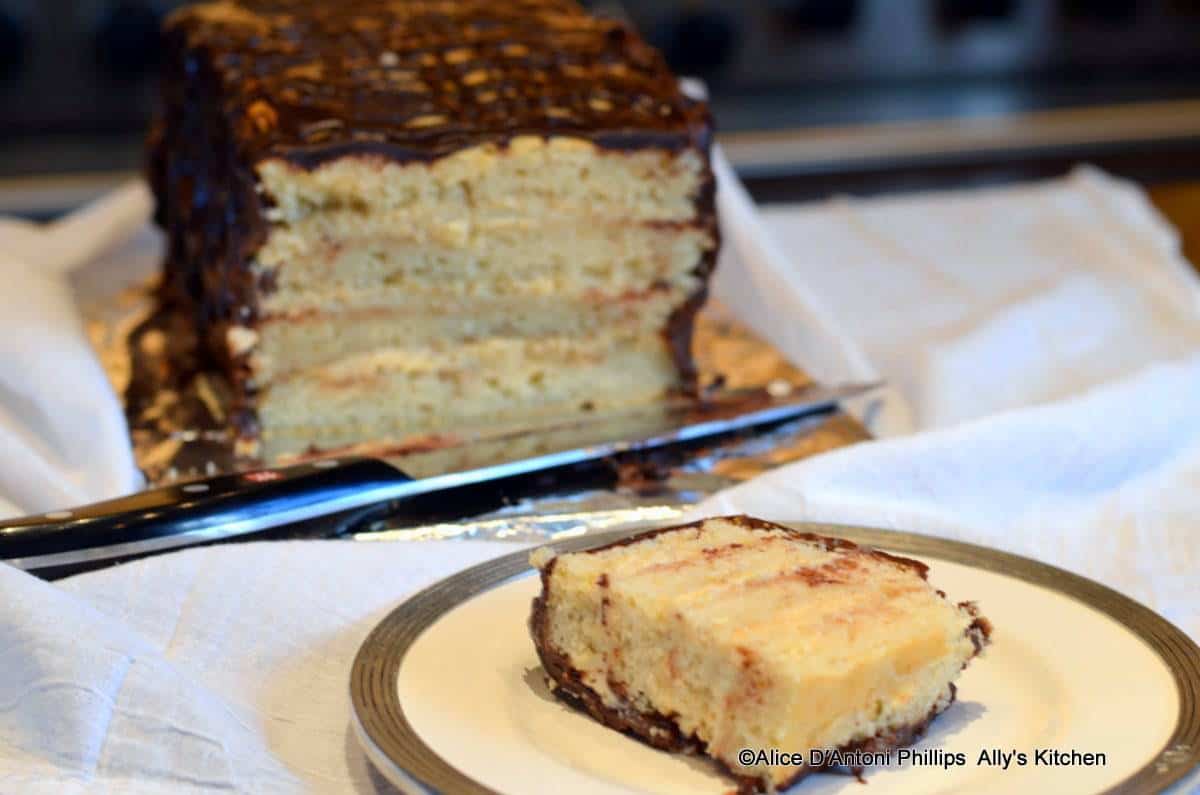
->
[0,458,411,567]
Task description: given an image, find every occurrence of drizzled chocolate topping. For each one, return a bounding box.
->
[165,0,711,166]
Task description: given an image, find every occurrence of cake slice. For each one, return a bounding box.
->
[150,0,716,462]
[529,516,991,793]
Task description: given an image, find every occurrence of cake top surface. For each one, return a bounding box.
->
[533,516,986,668]
[165,0,710,165]
[532,515,932,585]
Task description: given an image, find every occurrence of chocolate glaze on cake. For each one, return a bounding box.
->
[161,0,710,164]
[149,0,717,451]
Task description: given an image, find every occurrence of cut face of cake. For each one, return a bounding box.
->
[529,516,991,793]
[150,0,716,461]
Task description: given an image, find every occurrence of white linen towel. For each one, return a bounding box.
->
[746,165,1200,433]
[0,184,149,518]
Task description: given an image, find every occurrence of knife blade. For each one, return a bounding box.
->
[0,381,878,574]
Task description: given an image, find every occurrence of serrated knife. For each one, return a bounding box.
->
[0,381,877,574]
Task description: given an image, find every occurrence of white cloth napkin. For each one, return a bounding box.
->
[741,165,1200,435]
[0,538,527,795]
[0,184,149,518]
[2,165,1199,792]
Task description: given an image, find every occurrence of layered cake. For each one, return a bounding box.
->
[150,0,717,460]
[529,516,991,792]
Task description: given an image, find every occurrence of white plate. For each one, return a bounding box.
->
[350,522,1200,794]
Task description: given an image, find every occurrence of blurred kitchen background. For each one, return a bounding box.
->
[2,0,1200,216]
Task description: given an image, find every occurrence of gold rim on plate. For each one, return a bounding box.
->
[349,521,1200,795]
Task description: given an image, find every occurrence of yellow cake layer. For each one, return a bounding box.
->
[275,401,679,477]
[240,137,712,460]
[256,136,707,225]
[241,289,684,381]
[531,517,985,790]
[254,219,711,302]
[257,334,677,458]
